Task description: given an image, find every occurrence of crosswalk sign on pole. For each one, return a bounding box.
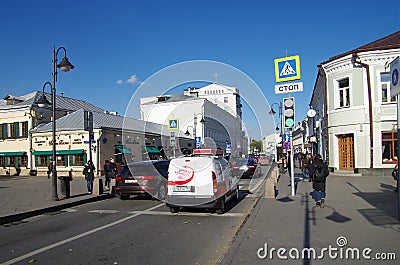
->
[168,118,179,130]
[274,55,301,83]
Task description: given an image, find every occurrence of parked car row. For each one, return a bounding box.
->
[114,151,272,213]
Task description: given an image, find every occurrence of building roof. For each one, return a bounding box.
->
[321,30,400,65]
[140,94,203,105]
[31,109,167,136]
[0,91,106,113]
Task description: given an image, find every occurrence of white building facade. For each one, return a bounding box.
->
[140,93,245,157]
[312,31,400,174]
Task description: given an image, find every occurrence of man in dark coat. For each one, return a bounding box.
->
[309,154,329,207]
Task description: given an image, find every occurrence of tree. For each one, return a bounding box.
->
[250,140,262,154]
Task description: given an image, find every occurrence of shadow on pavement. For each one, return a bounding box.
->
[347,181,400,226]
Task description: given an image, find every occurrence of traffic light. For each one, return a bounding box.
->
[283,97,295,128]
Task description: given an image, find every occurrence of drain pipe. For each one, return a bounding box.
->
[351,53,373,169]
[317,65,328,163]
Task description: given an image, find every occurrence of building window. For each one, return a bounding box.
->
[21,121,28,138]
[9,123,15,139]
[56,155,67,166]
[382,132,397,163]
[381,72,396,103]
[37,156,49,166]
[73,154,84,166]
[338,78,350,108]
[224,97,228,103]
[20,155,27,167]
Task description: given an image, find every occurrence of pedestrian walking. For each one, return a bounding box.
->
[309,154,329,207]
[392,165,398,192]
[104,158,117,190]
[302,153,313,182]
[83,160,95,194]
[14,162,21,176]
[47,159,53,179]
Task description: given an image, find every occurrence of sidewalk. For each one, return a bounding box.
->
[222,168,400,264]
[0,175,113,225]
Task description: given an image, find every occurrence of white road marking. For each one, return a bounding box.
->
[88,210,120,214]
[63,208,78,213]
[0,203,164,265]
[128,210,245,217]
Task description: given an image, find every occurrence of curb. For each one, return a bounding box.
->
[219,164,277,264]
[0,194,114,226]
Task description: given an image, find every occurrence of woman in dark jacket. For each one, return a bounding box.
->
[84,160,96,194]
[309,154,329,207]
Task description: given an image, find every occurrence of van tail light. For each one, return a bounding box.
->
[212,171,218,193]
[115,176,122,181]
[140,176,154,180]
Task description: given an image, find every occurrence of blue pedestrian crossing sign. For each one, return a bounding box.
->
[168,118,179,130]
[274,55,301,83]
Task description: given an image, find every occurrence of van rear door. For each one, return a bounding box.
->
[168,156,214,197]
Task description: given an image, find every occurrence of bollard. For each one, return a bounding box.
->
[58,176,72,199]
[271,169,278,184]
[274,167,280,182]
[264,177,276,199]
[93,177,104,195]
[110,178,116,195]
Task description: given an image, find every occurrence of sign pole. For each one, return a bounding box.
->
[390,57,400,219]
[397,95,400,219]
[290,129,295,196]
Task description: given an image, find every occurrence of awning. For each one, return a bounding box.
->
[115,145,132,154]
[32,149,84,155]
[145,146,160,154]
[0,151,26,157]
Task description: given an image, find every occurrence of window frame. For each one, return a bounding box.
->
[380,72,396,103]
[381,131,398,164]
[336,77,350,108]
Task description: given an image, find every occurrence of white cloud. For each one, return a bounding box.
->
[116,74,143,85]
[127,75,139,84]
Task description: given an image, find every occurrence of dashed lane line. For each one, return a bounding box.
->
[0,203,164,265]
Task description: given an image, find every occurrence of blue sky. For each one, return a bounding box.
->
[1,0,400,139]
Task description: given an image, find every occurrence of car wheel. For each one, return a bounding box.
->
[119,194,130,200]
[157,185,166,200]
[169,207,178,213]
[216,196,225,215]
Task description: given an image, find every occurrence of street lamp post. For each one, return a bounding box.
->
[269,102,283,135]
[185,113,205,151]
[35,47,74,201]
[269,102,283,163]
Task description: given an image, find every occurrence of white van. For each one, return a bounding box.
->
[166,149,239,214]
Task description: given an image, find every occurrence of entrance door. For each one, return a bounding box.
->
[338,134,354,170]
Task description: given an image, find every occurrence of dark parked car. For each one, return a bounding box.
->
[115,160,170,200]
[232,158,258,178]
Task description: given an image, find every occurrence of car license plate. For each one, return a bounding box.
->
[125,179,137,184]
[173,186,192,192]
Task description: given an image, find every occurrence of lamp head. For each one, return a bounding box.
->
[35,92,51,108]
[199,116,205,123]
[268,109,276,115]
[184,129,191,136]
[57,56,75,72]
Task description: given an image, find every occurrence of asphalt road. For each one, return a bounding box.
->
[0,165,271,265]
